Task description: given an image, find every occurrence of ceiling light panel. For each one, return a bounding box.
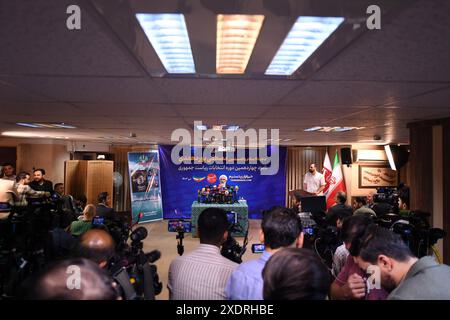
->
[136,13,196,74]
[265,16,344,76]
[217,14,265,74]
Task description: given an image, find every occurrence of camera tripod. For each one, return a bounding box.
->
[176,228,185,256]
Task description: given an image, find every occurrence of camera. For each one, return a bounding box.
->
[251,244,265,254]
[375,211,446,259]
[221,211,248,264]
[99,217,162,300]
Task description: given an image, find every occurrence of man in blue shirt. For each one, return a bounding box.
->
[225,206,304,300]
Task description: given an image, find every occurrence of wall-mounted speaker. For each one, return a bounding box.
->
[341,147,353,165]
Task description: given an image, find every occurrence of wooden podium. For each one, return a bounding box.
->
[65,160,113,205]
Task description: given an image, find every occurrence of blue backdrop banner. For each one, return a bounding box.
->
[159,145,286,219]
[128,151,163,223]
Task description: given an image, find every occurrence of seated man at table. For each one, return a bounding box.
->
[168,208,238,300]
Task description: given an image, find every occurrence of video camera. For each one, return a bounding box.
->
[221,211,248,264]
[375,211,446,259]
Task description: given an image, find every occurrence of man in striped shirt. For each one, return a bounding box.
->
[168,208,238,300]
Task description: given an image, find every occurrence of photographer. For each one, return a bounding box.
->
[168,208,238,300]
[355,226,450,300]
[225,206,303,300]
[330,215,388,300]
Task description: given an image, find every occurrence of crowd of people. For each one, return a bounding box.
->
[1,162,450,300]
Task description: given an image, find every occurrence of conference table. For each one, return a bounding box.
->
[191,200,249,238]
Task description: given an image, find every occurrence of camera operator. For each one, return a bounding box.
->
[96,192,115,220]
[330,215,389,300]
[355,226,450,300]
[168,208,238,300]
[225,206,304,300]
[29,168,53,194]
[13,171,50,207]
[27,258,119,300]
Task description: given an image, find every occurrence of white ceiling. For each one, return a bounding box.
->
[1,0,450,146]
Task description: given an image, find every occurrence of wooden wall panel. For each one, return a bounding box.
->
[65,160,113,206]
[86,161,113,205]
[286,147,327,206]
[409,125,433,213]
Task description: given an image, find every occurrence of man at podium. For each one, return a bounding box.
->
[303,164,326,196]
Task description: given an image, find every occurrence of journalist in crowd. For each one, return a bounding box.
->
[355,226,450,300]
[263,248,330,300]
[168,208,238,300]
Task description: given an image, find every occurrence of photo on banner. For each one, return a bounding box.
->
[128,151,163,223]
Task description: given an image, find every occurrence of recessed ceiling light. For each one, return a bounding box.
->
[265,16,344,75]
[304,126,322,132]
[217,14,265,74]
[304,126,365,132]
[52,123,77,129]
[136,13,196,74]
[16,122,41,128]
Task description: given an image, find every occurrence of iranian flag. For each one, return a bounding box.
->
[326,151,347,208]
[322,152,332,194]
